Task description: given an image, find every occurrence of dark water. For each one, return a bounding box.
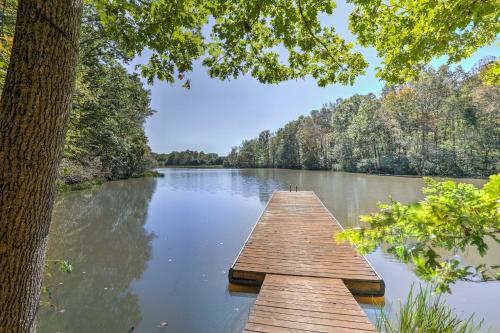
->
[39,168,500,332]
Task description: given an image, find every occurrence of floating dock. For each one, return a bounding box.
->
[243,275,377,333]
[229,191,384,332]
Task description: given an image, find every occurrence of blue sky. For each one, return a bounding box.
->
[130,1,499,155]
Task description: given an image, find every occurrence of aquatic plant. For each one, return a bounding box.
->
[377,285,484,333]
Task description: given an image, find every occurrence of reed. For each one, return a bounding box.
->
[377,285,484,333]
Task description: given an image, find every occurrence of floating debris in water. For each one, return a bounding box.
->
[158,322,168,328]
[59,309,65,313]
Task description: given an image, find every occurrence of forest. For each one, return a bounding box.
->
[1,4,156,188]
[224,62,499,177]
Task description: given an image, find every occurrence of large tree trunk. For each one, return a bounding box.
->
[0,1,82,332]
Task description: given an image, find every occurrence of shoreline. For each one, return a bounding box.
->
[159,166,490,180]
[162,165,224,169]
[57,170,164,194]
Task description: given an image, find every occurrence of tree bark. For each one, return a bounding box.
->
[0,1,82,332]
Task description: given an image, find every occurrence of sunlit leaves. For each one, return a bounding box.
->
[92,0,368,86]
[349,0,500,83]
[479,60,500,85]
[337,174,500,293]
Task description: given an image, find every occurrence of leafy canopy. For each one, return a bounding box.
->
[92,0,499,86]
[349,0,500,83]
[337,174,500,293]
[2,1,498,87]
[93,0,368,86]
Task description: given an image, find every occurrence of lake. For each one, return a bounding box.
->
[38,168,500,332]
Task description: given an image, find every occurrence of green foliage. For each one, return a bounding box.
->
[157,150,224,166]
[479,59,500,85]
[2,0,498,90]
[59,6,156,185]
[349,0,500,83]
[377,285,483,333]
[93,0,499,85]
[57,260,73,274]
[225,63,500,177]
[91,0,499,85]
[337,175,500,293]
[1,5,157,186]
[132,170,164,178]
[92,0,368,86]
[45,259,73,274]
[1,4,157,186]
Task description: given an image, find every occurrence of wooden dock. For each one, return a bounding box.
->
[229,191,384,332]
[243,275,377,333]
[229,191,384,296]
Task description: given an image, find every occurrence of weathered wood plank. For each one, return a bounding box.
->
[243,275,377,333]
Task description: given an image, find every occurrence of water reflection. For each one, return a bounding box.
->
[155,168,282,203]
[39,169,499,332]
[39,178,156,333]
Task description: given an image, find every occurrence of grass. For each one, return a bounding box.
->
[377,285,484,333]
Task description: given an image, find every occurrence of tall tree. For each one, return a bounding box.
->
[0,1,83,331]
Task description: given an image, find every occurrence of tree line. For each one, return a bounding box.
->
[153,150,224,166]
[224,62,499,178]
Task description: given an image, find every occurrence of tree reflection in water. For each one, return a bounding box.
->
[38,178,156,333]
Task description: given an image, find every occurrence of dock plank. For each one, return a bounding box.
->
[243,275,377,333]
[229,191,384,296]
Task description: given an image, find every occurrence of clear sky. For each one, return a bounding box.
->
[128,1,499,156]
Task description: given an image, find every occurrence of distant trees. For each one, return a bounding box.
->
[154,150,224,166]
[225,63,500,177]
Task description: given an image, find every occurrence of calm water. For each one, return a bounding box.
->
[39,168,500,332]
